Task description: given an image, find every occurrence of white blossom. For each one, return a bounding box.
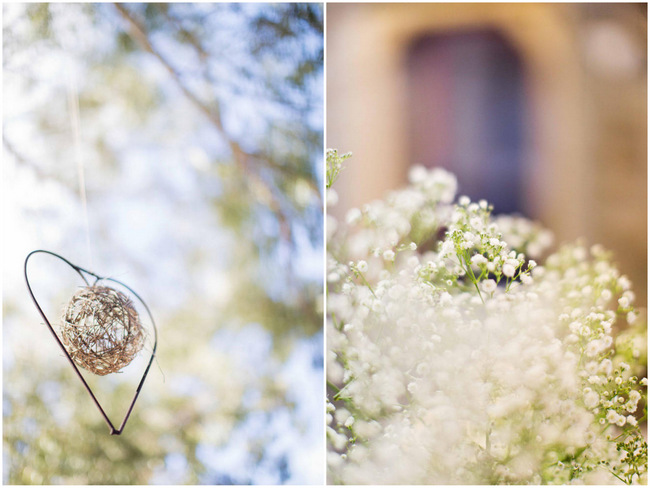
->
[481,279,497,293]
[383,250,395,262]
[470,254,488,267]
[327,160,647,485]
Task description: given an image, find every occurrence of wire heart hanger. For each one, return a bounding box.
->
[24,250,158,435]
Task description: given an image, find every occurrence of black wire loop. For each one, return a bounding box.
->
[24,249,158,435]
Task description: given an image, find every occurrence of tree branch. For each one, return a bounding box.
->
[3,134,51,181]
[113,3,228,140]
[113,3,294,242]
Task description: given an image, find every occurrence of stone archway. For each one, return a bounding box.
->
[327,3,588,240]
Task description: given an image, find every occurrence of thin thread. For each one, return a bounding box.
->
[66,72,93,268]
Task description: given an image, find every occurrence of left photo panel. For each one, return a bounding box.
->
[3,3,324,484]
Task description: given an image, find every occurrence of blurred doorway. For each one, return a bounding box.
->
[406,30,526,215]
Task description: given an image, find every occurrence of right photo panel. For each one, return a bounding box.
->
[326,3,647,485]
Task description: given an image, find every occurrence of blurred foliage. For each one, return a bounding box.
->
[4,3,323,484]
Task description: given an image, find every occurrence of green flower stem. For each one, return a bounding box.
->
[327,380,341,394]
[358,272,377,298]
[458,250,484,304]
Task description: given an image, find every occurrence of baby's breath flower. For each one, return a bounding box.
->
[327,154,646,485]
[346,208,362,225]
[606,409,619,424]
[408,165,428,183]
[327,188,339,207]
[470,254,488,267]
[481,279,497,294]
[584,391,600,409]
[383,250,395,262]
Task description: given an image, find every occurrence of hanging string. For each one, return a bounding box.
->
[66,71,93,268]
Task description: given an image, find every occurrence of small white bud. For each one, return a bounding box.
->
[383,250,395,262]
[481,279,497,293]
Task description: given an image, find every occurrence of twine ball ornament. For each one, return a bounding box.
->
[60,285,145,376]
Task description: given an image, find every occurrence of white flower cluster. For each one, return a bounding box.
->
[327,148,352,191]
[492,214,554,259]
[327,157,647,485]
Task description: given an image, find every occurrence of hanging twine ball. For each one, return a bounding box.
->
[60,286,145,376]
